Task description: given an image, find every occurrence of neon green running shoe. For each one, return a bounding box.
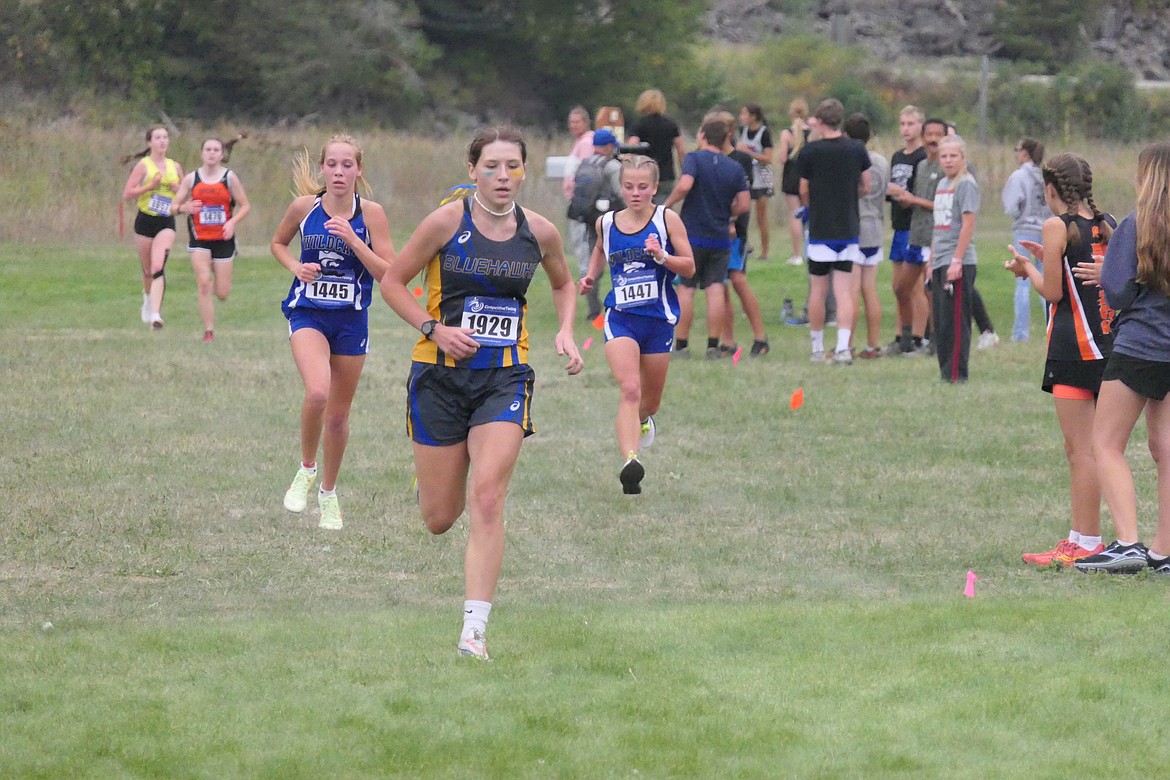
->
[283,466,316,513]
[318,492,343,530]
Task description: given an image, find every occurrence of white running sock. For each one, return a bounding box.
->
[463,600,492,635]
[810,330,824,353]
[1068,530,1081,546]
[836,328,852,354]
[1079,535,1101,550]
[318,487,336,499]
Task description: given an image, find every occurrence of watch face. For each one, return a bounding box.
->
[422,320,437,338]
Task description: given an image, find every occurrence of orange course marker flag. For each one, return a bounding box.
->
[412,286,424,298]
[592,312,604,330]
[789,387,804,410]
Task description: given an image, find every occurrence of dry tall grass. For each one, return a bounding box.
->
[0,118,1145,247]
[0,120,564,248]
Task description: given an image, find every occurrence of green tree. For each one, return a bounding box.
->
[415,0,705,124]
[992,0,1101,72]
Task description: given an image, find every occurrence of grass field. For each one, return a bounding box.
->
[4,229,1170,778]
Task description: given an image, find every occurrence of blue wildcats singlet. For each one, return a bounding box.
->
[601,205,680,324]
[282,194,373,313]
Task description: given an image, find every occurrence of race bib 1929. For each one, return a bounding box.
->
[461,296,521,347]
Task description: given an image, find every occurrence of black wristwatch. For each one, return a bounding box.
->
[420,319,439,340]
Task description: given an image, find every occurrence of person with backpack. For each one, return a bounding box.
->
[568,128,624,320]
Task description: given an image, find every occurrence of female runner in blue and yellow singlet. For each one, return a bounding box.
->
[121,125,184,329]
[579,155,694,496]
[270,135,395,532]
[380,126,583,661]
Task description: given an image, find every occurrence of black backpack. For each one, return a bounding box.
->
[567,155,620,224]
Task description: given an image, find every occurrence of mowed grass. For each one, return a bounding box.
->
[4,236,1170,778]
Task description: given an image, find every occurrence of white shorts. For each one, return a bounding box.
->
[807,240,862,264]
[857,246,883,268]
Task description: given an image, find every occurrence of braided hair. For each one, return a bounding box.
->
[1041,153,1111,248]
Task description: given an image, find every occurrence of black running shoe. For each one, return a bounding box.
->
[620,458,644,495]
[1074,541,1149,574]
[1148,553,1170,576]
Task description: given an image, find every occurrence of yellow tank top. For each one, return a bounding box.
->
[136,157,180,216]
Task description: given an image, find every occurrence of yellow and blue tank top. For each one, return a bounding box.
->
[136,157,181,216]
[411,197,543,368]
[282,194,374,313]
[600,206,680,324]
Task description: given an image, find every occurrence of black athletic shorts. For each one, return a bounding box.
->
[134,211,176,238]
[407,362,536,446]
[1102,351,1170,401]
[1042,358,1106,396]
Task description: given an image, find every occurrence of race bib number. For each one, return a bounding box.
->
[147,194,173,216]
[199,205,226,226]
[613,268,659,310]
[462,297,521,347]
[306,278,354,303]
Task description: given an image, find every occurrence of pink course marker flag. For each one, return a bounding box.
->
[964,570,979,598]
[582,337,593,350]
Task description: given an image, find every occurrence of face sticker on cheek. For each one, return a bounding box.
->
[480,169,497,179]
[508,167,525,180]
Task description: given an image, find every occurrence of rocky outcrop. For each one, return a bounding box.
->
[706,0,1169,80]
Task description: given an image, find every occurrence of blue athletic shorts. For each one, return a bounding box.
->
[406,362,536,445]
[603,308,675,354]
[728,238,747,274]
[888,229,911,262]
[286,307,369,356]
[902,245,930,265]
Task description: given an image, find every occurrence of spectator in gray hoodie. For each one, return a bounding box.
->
[1003,137,1048,341]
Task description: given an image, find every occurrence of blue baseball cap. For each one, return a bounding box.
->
[593,128,618,147]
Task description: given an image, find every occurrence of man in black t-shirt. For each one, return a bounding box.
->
[796,98,871,365]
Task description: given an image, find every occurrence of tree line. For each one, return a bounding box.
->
[2,0,705,126]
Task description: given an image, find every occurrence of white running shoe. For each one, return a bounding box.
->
[786,255,804,266]
[318,492,343,530]
[140,294,150,324]
[283,467,316,512]
[977,331,1000,350]
[458,628,490,660]
[810,350,825,363]
[640,416,656,449]
[832,349,854,366]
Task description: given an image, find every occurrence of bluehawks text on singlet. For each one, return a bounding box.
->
[442,253,538,279]
[302,234,357,252]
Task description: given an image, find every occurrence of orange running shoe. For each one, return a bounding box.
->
[1052,541,1105,567]
[1022,539,1073,566]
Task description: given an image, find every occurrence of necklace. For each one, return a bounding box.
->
[473,191,515,217]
